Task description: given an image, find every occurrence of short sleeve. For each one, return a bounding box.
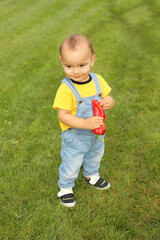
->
[96,74,111,98]
[53,83,73,111]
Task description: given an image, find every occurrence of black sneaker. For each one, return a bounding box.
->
[58,188,76,207]
[85,176,111,190]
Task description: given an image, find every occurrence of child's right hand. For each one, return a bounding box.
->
[84,116,104,130]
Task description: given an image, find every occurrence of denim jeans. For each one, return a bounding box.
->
[58,129,104,188]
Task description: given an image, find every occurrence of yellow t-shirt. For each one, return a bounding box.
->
[53,74,111,131]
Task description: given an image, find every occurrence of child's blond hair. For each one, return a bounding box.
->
[59,34,95,57]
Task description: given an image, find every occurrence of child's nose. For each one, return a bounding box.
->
[74,67,80,74]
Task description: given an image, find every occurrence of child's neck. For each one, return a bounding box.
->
[70,75,92,85]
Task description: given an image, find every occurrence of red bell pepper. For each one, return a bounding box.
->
[92,99,106,142]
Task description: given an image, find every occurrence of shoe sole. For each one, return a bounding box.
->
[60,199,76,208]
[89,183,111,190]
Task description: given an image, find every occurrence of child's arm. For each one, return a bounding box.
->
[58,109,104,130]
[99,95,114,110]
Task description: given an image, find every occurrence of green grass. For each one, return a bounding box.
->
[0,0,160,239]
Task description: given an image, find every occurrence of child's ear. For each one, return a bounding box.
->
[59,56,62,62]
[91,54,96,66]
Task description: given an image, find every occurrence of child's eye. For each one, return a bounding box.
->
[67,66,72,68]
[80,64,85,67]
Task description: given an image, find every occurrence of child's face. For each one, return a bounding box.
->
[59,43,95,82]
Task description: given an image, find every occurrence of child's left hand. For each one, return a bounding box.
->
[99,95,114,110]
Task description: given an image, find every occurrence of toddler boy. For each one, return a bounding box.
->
[53,34,114,207]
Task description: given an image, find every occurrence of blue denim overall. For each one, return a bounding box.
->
[58,73,105,188]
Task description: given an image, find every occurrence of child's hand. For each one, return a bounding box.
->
[85,116,104,130]
[99,95,114,110]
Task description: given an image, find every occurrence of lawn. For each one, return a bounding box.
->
[0,0,160,239]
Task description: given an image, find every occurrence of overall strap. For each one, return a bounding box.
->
[61,77,82,102]
[90,73,102,94]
